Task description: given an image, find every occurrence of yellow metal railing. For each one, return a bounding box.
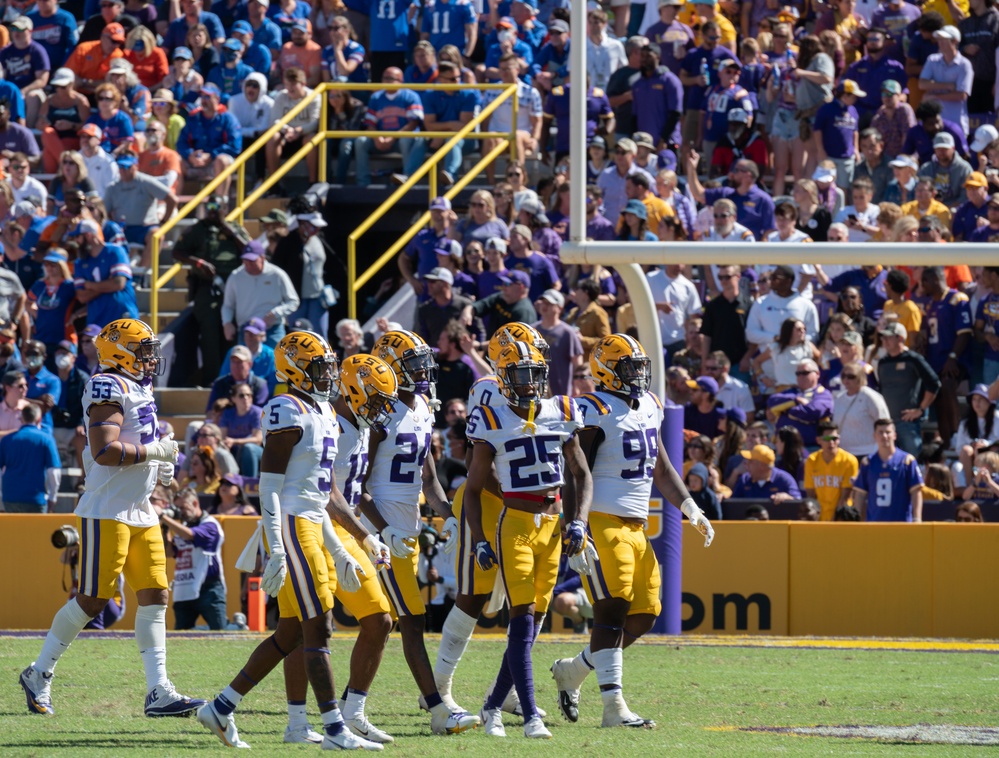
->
[150,81,519,329]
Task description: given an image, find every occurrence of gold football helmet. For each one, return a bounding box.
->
[590,333,652,399]
[496,341,549,408]
[275,331,340,403]
[371,329,437,394]
[95,319,163,380]
[486,321,550,365]
[339,354,398,431]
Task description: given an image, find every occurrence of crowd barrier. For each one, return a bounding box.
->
[2,516,997,639]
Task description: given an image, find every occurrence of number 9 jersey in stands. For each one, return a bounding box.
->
[76,372,160,527]
[261,393,339,524]
[575,390,664,519]
[363,394,434,538]
[465,396,582,493]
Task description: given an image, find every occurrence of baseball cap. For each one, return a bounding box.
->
[496,15,517,29]
[69,219,101,237]
[499,270,530,288]
[632,131,656,149]
[241,240,266,260]
[56,340,77,355]
[78,123,102,139]
[429,196,452,211]
[588,135,606,150]
[485,236,507,254]
[104,22,125,41]
[659,0,684,6]
[726,406,747,427]
[200,83,222,99]
[971,124,999,153]
[232,20,253,35]
[881,79,902,95]
[965,172,988,188]
[10,16,32,31]
[260,208,288,224]
[616,137,637,154]
[889,155,917,170]
[933,131,955,149]
[838,79,867,98]
[622,199,648,220]
[108,57,132,74]
[292,18,309,32]
[221,472,244,488]
[933,24,961,42]
[296,211,328,227]
[878,322,907,340]
[116,153,137,168]
[840,330,863,347]
[740,444,776,465]
[231,345,253,362]
[43,250,68,264]
[812,166,836,183]
[728,108,750,124]
[251,0,269,6]
[434,239,462,259]
[718,57,742,70]
[424,267,454,285]
[82,324,102,339]
[223,38,244,52]
[539,289,564,307]
[243,317,267,335]
[685,375,719,395]
[549,19,568,33]
[12,200,37,217]
[173,46,194,61]
[969,383,991,401]
[50,67,74,88]
[519,197,545,217]
[511,223,532,240]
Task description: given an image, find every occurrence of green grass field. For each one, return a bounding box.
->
[2,634,998,756]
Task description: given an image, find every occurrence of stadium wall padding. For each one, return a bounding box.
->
[5,516,999,638]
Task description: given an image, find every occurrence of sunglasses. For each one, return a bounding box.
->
[714,213,732,219]
[10,164,26,170]
[795,370,815,376]
[841,373,858,380]
[12,383,28,388]
[235,393,252,398]
[821,435,841,442]
[717,274,736,280]
[98,95,116,101]
[918,227,933,233]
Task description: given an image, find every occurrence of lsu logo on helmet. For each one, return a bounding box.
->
[487,322,550,366]
[276,331,340,403]
[495,341,549,408]
[372,329,437,394]
[95,319,163,380]
[590,334,652,399]
[339,354,398,431]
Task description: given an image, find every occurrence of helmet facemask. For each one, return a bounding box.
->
[355,391,396,432]
[399,345,438,394]
[501,362,548,408]
[130,338,164,379]
[615,354,652,399]
[306,354,340,403]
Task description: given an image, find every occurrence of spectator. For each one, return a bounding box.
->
[0,99,41,163]
[504,223,559,304]
[417,267,474,349]
[606,35,645,141]
[271,210,329,336]
[917,131,973,207]
[679,21,736,161]
[27,0,80,71]
[854,128,893,201]
[27,249,75,357]
[533,288,583,397]
[50,340,88,484]
[432,321,477,429]
[952,172,990,240]
[900,178,953,231]
[622,171,671,238]
[461,269,536,337]
[961,450,999,502]
[218,318,277,395]
[814,79,863,190]
[159,487,227,630]
[22,340,60,433]
[37,70,91,174]
[952,383,999,485]
[398,197,455,297]
[834,360,891,456]
[85,82,134,156]
[843,27,907,126]
[766,358,834,446]
[75,126,119,196]
[698,56,752,168]
[218,381,264,476]
[647,263,702,363]
[632,43,683,153]
[876,321,940,456]
[791,179,832,242]
[75,323,102,376]
[586,7,627,89]
[883,154,918,205]
[480,16,533,85]
[1,16,51,130]
[583,184,617,242]
[732,443,802,501]
[959,0,999,124]
[70,219,138,328]
[754,315,817,395]
[206,38,254,104]
[123,26,169,90]
[105,58,149,133]
[793,35,836,179]
[177,83,242,199]
[686,154,775,239]
[210,472,256,516]
[542,67,615,164]
[221,240,299,348]
[833,176,880,240]
[633,130,676,176]
[277,19,323,87]
[882,268,922,345]
[683,375,725,437]
[768,202,814,244]
[973,266,999,383]
[103,153,178,268]
[481,52,543,184]
[853,418,924,521]
[617,198,658,241]
[746,264,820,351]
[353,67,423,187]
[804,420,859,520]
[183,422,238,478]
[902,99,970,164]
[685,462,722,522]
[531,18,568,92]
[231,20,272,77]
[244,0,284,59]
[8,153,48,207]
[404,37,438,89]
[0,403,60,512]
[565,278,611,359]
[80,0,138,44]
[163,0,225,54]
[320,15,366,86]
[597,137,654,226]
[710,108,767,178]
[161,46,204,112]
[955,501,984,522]
[207,344,268,411]
[705,350,754,413]
[138,119,182,194]
[0,370,30,438]
[918,25,973,135]
[870,79,916,160]
[64,22,127,98]
[454,189,509,246]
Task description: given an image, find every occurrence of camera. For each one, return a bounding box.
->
[161,505,180,521]
[52,525,79,549]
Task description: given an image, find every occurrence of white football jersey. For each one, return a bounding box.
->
[576,390,664,520]
[334,413,369,513]
[364,394,434,537]
[466,396,582,493]
[262,393,339,523]
[467,374,500,410]
[76,372,160,527]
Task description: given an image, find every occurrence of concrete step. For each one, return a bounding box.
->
[140,311,181,333]
[155,387,211,415]
[246,197,288,219]
[159,413,205,438]
[136,288,188,312]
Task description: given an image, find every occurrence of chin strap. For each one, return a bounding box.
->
[521,399,537,435]
[427,383,442,412]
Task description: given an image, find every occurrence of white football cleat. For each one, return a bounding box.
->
[322,725,384,750]
[197,701,250,748]
[144,681,205,717]
[550,658,582,722]
[430,707,480,735]
[284,723,324,743]
[480,707,506,737]
[600,690,655,729]
[345,715,395,744]
[434,674,465,712]
[523,716,552,739]
[19,664,54,715]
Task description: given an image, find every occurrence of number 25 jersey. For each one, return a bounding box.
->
[76,372,160,527]
[262,393,339,524]
[466,396,582,493]
[575,390,664,520]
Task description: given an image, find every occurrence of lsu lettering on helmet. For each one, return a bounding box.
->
[276,331,340,403]
[487,322,551,366]
[590,334,652,399]
[95,319,163,380]
[372,329,438,394]
[496,341,549,408]
[339,354,398,431]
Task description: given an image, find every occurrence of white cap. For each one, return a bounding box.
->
[971,124,999,153]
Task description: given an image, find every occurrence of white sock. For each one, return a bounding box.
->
[321,705,345,728]
[565,644,594,687]
[436,607,477,683]
[592,648,623,692]
[134,604,168,691]
[37,599,92,674]
[341,689,367,721]
[288,700,309,728]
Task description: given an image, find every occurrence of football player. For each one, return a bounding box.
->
[20,319,203,717]
[434,322,552,716]
[361,329,479,735]
[198,332,387,751]
[551,334,715,728]
[464,341,592,739]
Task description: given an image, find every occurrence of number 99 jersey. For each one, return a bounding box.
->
[77,372,160,527]
[466,396,582,493]
[262,393,339,524]
[575,390,664,520]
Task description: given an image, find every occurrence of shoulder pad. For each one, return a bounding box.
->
[556,395,579,422]
[264,393,310,430]
[903,454,915,466]
[88,373,129,403]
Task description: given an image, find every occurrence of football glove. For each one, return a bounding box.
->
[259,472,287,595]
[144,433,178,463]
[440,516,460,555]
[321,512,365,593]
[567,539,599,576]
[681,498,715,548]
[565,519,587,556]
[381,526,417,558]
[362,534,390,567]
[474,540,497,571]
[261,552,287,596]
[156,461,174,486]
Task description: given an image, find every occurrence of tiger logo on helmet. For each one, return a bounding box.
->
[95,318,163,380]
[495,341,549,408]
[339,354,398,431]
[486,321,551,366]
[275,331,340,403]
[371,329,438,394]
[590,334,652,399]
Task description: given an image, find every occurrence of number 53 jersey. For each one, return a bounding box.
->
[575,391,664,520]
[76,372,161,527]
[466,396,582,493]
[263,394,339,524]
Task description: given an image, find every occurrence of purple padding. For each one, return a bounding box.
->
[652,404,683,635]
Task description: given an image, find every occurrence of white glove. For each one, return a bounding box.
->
[681,498,715,548]
[568,539,599,576]
[144,433,178,463]
[321,512,366,594]
[261,551,287,596]
[381,526,416,558]
[440,516,460,555]
[362,534,390,567]
[259,472,287,594]
[157,461,174,486]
